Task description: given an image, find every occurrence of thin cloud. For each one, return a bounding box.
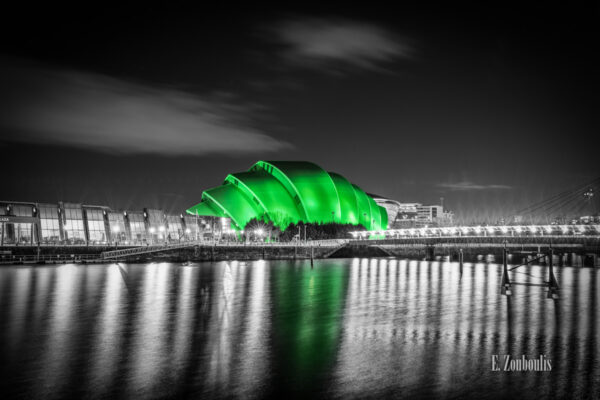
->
[437,181,513,191]
[0,62,290,155]
[271,17,411,72]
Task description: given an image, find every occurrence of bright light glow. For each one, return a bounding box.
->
[112,225,120,233]
[255,229,264,236]
[149,227,156,234]
[185,228,191,234]
[159,226,165,232]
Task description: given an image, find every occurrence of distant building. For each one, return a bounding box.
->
[394,203,421,228]
[373,198,453,229]
[416,204,454,227]
[574,215,600,224]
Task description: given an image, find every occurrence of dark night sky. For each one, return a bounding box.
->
[1,4,598,222]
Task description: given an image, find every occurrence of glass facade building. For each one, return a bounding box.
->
[183,215,200,241]
[108,212,127,243]
[0,200,216,246]
[127,212,147,244]
[61,203,86,244]
[1,203,37,245]
[84,207,108,244]
[39,203,61,243]
[166,215,183,242]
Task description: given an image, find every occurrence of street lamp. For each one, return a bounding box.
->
[149,227,156,245]
[111,225,120,248]
[159,226,166,243]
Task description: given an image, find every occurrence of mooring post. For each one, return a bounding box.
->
[310,245,314,267]
[558,253,564,267]
[547,247,559,299]
[501,242,511,296]
[426,245,434,261]
[459,248,463,276]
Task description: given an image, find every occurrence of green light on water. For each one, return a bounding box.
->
[272,262,348,389]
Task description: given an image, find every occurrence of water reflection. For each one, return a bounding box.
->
[269,261,348,397]
[0,260,598,399]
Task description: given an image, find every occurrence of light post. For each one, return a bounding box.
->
[149,227,156,245]
[159,226,166,244]
[255,228,263,243]
[112,225,120,248]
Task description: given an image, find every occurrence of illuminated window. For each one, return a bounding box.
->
[85,209,107,243]
[39,205,61,243]
[63,205,86,244]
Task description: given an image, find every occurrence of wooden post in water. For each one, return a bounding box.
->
[501,243,511,296]
[547,248,559,299]
[459,248,463,276]
[558,253,564,267]
[310,245,314,267]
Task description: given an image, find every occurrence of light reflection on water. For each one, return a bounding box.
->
[0,259,598,399]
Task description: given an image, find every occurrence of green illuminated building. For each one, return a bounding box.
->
[186,161,388,231]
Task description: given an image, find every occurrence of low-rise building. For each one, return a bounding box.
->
[373,197,454,228]
[0,200,225,246]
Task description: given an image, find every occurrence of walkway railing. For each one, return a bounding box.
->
[101,243,197,260]
[100,239,350,260]
[350,224,600,239]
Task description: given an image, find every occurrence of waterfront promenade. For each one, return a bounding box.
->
[1,234,599,265]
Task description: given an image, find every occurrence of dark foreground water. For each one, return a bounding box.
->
[0,259,598,399]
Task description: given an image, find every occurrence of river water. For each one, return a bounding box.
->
[0,259,598,399]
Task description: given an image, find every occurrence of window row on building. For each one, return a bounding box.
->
[1,201,227,246]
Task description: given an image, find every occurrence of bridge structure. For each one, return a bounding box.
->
[349,224,600,239]
[99,239,349,262]
[344,226,600,299]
